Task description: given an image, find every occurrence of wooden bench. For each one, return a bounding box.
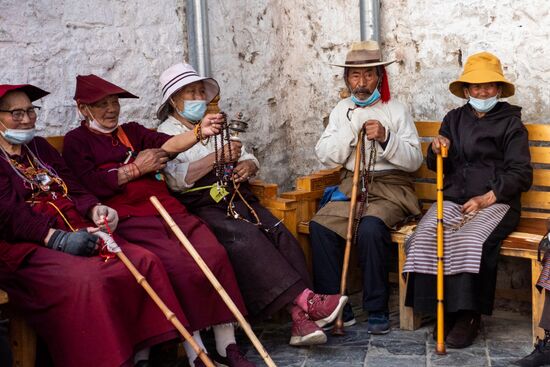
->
[252,121,550,343]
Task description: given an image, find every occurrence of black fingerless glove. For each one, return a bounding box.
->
[46,230,99,257]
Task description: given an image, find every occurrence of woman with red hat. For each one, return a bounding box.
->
[63,74,255,367]
[0,84,190,367]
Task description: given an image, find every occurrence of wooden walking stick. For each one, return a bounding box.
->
[150,196,277,367]
[436,144,448,355]
[95,229,215,367]
[332,128,365,336]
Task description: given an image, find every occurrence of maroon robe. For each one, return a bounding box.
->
[0,137,188,367]
[63,122,247,330]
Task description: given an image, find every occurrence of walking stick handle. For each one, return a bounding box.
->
[150,196,277,367]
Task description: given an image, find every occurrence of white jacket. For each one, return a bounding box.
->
[315,97,423,173]
[158,115,260,191]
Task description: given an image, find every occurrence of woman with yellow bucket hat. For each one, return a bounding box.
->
[402,52,532,348]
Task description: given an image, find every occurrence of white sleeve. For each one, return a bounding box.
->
[238,144,260,169]
[315,103,358,168]
[158,120,196,191]
[164,157,194,191]
[378,104,423,172]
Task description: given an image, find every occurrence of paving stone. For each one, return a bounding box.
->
[367,355,426,367]
[305,346,367,366]
[487,340,533,358]
[490,357,522,367]
[428,347,488,366]
[369,331,426,356]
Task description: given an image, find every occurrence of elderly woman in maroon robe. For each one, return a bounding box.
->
[62,74,254,367]
[156,63,348,347]
[0,84,191,367]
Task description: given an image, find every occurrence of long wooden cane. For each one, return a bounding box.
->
[436,145,448,355]
[95,231,215,367]
[332,128,365,336]
[150,196,277,367]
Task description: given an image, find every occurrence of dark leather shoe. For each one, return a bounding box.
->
[446,311,480,348]
[432,312,457,341]
[513,338,550,366]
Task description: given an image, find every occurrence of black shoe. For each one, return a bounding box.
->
[367,311,390,335]
[322,303,357,331]
[432,312,457,341]
[445,311,480,349]
[513,338,550,367]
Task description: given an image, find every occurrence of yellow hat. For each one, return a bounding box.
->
[449,52,515,99]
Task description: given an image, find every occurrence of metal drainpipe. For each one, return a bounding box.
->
[186,0,212,77]
[360,0,380,42]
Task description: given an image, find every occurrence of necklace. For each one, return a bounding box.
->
[352,127,377,244]
[0,144,68,199]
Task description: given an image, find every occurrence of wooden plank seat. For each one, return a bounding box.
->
[254,121,550,343]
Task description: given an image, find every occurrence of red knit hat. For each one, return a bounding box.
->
[0,84,49,101]
[73,74,138,104]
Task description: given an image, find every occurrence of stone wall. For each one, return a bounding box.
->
[0,0,186,135]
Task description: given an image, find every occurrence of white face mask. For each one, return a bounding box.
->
[468,95,499,113]
[0,120,35,145]
[84,107,117,133]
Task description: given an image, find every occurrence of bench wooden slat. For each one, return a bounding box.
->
[526,124,550,141]
[530,146,550,165]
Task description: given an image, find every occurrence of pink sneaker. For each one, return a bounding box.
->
[212,343,256,367]
[306,293,348,327]
[289,307,327,346]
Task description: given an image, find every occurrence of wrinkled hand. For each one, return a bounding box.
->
[462,191,497,214]
[200,113,225,137]
[233,160,258,183]
[91,204,119,231]
[431,135,451,155]
[133,148,170,174]
[363,120,386,142]
[46,229,100,256]
[218,141,242,162]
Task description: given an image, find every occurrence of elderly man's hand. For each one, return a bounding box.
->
[363,120,386,142]
[201,113,225,137]
[91,204,119,231]
[432,135,451,155]
[233,160,258,183]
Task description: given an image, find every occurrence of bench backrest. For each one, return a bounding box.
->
[44,120,550,220]
[414,121,550,219]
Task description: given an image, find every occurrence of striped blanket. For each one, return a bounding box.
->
[403,201,510,276]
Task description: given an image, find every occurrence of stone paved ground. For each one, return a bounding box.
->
[235,308,534,367]
[231,292,535,367]
[156,291,535,367]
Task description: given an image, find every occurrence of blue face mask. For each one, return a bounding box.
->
[0,120,35,145]
[351,88,381,107]
[468,95,498,113]
[175,100,207,122]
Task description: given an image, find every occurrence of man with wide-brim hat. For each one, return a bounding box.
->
[404,51,532,350]
[310,40,423,335]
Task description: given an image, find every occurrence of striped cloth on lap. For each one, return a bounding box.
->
[537,254,550,292]
[403,201,510,276]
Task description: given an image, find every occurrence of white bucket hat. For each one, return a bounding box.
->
[157,63,220,121]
